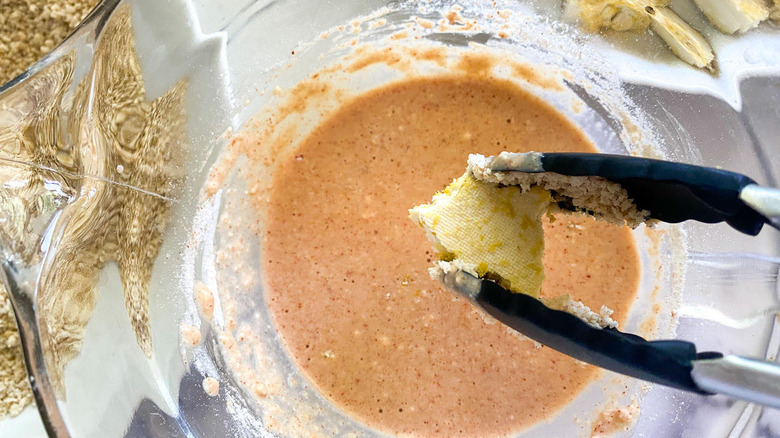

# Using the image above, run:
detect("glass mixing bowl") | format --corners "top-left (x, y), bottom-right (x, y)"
top-left (0, 0), bottom-right (779, 437)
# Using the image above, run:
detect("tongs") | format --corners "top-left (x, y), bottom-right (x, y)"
top-left (442, 152), bottom-right (780, 407)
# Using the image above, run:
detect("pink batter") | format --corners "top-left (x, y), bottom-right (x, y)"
top-left (262, 75), bottom-right (640, 437)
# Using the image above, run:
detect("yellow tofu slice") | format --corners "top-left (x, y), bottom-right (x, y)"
top-left (409, 173), bottom-right (551, 297)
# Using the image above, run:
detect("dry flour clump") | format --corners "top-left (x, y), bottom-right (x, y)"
top-left (202, 377), bottom-right (220, 397)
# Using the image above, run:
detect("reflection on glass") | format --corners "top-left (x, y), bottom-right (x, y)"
top-left (0, 3), bottom-right (187, 399)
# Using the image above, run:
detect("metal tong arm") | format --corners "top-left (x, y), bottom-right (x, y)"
top-left (740, 185), bottom-right (780, 233)
top-left (441, 267), bottom-right (780, 407)
top-left (691, 356), bottom-right (780, 409)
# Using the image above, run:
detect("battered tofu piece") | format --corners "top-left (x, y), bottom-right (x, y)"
top-left (410, 173), bottom-right (551, 296)
top-left (410, 167), bottom-right (618, 329)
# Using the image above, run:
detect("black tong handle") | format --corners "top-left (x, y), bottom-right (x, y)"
top-left (539, 153), bottom-right (766, 235)
top-left (475, 279), bottom-right (720, 394)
